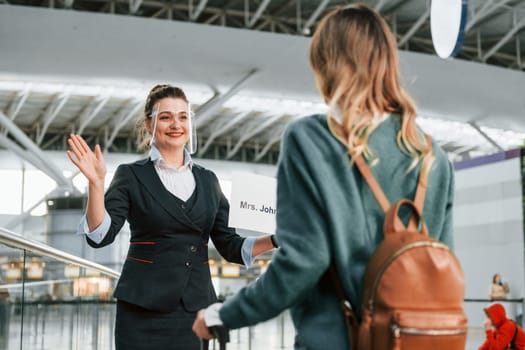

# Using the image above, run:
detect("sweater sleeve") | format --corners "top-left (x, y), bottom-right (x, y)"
top-left (219, 124), bottom-right (331, 329)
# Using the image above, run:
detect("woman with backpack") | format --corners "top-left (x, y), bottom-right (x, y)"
top-left (193, 3), bottom-right (456, 349)
top-left (479, 303), bottom-right (525, 350)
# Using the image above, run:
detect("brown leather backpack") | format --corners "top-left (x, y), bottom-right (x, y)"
top-left (329, 132), bottom-right (468, 350)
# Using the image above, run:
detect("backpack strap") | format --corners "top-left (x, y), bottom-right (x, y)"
top-left (352, 154), bottom-right (390, 212)
top-left (326, 116), bottom-right (433, 221)
top-left (351, 153), bottom-right (414, 231)
top-left (352, 135), bottom-right (433, 231)
top-left (328, 264), bottom-right (359, 350)
top-left (412, 134), bottom-right (433, 213)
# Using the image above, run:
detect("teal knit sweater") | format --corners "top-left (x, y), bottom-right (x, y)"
top-left (220, 114), bottom-right (455, 349)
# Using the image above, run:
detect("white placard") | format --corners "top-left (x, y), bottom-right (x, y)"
top-left (228, 172), bottom-right (277, 234)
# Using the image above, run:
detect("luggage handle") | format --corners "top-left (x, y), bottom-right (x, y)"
top-left (200, 325), bottom-right (230, 350)
top-left (384, 199), bottom-right (428, 236)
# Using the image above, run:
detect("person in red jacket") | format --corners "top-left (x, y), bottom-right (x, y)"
top-left (479, 303), bottom-right (525, 350)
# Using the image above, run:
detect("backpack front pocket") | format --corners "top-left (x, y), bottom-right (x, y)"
top-left (389, 311), bottom-right (468, 350)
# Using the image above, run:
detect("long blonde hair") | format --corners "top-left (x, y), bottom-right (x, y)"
top-left (309, 3), bottom-right (432, 171)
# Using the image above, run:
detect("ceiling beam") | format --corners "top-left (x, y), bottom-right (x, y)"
top-left (204, 12), bottom-right (221, 24)
top-left (36, 89), bottom-right (72, 145)
top-left (273, 0), bottom-right (294, 16)
top-left (6, 83), bottom-right (32, 122)
top-left (375, 0), bottom-right (391, 12)
top-left (466, 0), bottom-right (514, 32)
top-left (189, 0), bottom-right (208, 21)
top-left (151, 6), bottom-right (167, 18)
top-left (130, 0), bottom-right (143, 14)
top-left (41, 134), bottom-right (62, 150)
top-left (254, 17), bottom-right (271, 30)
top-left (195, 69), bottom-right (259, 129)
top-left (482, 13), bottom-right (525, 61)
top-left (198, 111), bottom-right (252, 156)
top-left (275, 20), bottom-right (292, 34)
top-left (516, 33), bottom-right (522, 68)
top-left (408, 35), bottom-right (520, 63)
top-left (77, 93), bottom-right (112, 135)
top-left (0, 110), bottom-right (74, 190)
top-left (0, 133), bottom-right (52, 177)
top-left (301, 0), bottom-right (330, 35)
top-left (453, 144), bottom-right (479, 159)
top-left (226, 114), bottom-right (281, 159)
top-left (104, 100), bottom-right (142, 151)
top-left (467, 121), bottom-right (504, 151)
top-left (398, 6), bottom-right (430, 47)
top-left (253, 132), bottom-right (281, 162)
top-left (246, 0), bottom-right (272, 28)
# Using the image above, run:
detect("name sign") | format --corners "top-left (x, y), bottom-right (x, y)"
top-left (228, 172), bottom-right (277, 234)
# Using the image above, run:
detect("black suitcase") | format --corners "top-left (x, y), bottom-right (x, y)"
top-left (200, 325), bottom-right (230, 350)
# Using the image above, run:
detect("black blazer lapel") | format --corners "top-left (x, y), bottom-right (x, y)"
top-left (130, 159), bottom-right (202, 233)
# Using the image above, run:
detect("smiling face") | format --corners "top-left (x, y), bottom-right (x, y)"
top-left (146, 97), bottom-right (190, 154)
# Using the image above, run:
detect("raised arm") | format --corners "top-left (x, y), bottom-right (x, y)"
top-left (66, 134), bottom-right (107, 231)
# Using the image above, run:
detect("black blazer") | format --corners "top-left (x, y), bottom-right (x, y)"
top-left (86, 158), bottom-right (245, 312)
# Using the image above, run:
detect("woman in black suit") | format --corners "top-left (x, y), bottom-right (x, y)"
top-left (66, 84), bottom-right (276, 350)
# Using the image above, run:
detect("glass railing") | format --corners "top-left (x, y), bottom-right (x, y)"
top-left (0, 226), bottom-right (511, 350)
top-left (0, 227), bottom-right (120, 350)
top-left (0, 227), bottom-right (296, 350)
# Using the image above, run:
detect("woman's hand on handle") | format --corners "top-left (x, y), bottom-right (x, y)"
top-left (193, 310), bottom-right (214, 340)
top-left (67, 134), bottom-right (106, 185)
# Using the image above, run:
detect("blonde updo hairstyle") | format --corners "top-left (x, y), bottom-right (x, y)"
top-left (136, 84), bottom-right (188, 152)
top-left (309, 3), bottom-right (433, 171)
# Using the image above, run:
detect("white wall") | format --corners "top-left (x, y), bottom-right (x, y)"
top-left (454, 155), bottom-right (525, 327)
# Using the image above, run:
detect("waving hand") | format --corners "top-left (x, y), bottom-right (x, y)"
top-left (66, 134), bottom-right (107, 185)
top-left (66, 134), bottom-right (108, 231)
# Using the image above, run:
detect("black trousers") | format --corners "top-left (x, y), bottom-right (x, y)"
top-left (115, 299), bottom-right (200, 350)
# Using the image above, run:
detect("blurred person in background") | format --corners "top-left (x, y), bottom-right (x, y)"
top-left (489, 273), bottom-right (510, 300)
top-left (479, 303), bottom-right (525, 350)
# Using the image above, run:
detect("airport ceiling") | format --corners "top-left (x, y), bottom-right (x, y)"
top-left (0, 0), bottom-right (524, 176)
